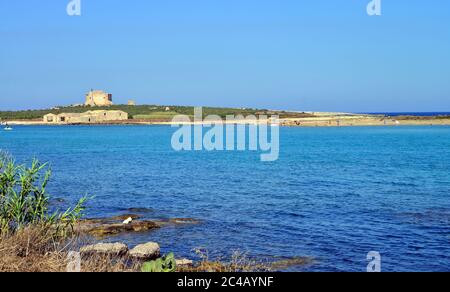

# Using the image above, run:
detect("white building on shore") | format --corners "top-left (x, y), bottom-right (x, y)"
top-left (43, 110), bottom-right (128, 124)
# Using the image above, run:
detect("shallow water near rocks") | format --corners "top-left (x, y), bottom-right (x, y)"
top-left (1, 125), bottom-right (450, 271)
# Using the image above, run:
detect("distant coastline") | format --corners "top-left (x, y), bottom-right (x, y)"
top-left (1, 105), bottom-right (450, 127)
top-left (363, 112), bottom-right (450, 117)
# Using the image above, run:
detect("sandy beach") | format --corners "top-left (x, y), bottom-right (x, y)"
top-left (5, 114), bottom-right (450, 127)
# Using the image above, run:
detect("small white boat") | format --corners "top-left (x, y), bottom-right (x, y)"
top-left (4, 125), bottom-right (13, 131)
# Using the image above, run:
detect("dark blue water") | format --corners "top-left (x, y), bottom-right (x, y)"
top-left (1, 125), bottom-right (450, 272)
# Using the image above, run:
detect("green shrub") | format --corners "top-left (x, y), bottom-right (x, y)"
top-left (0, 152), bottom-right (88, 236)
top-left (0, 104), bottom-right (280, 121)
top-left (141, 253), bottom-right (176, 272)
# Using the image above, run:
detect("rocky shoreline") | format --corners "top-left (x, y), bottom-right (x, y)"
top-left (76, 214), bottom-right (200, 237)
top-left (79, 241), bottom-right (194, 269)
top-left (72, 212), bottom-right (313, 272)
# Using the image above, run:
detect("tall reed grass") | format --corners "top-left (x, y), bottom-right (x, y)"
top-left (0, 151), bottom-right (88, 236)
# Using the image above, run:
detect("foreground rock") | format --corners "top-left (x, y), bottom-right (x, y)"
top-left (77, 220), bottom-right (161, 237)
top-left (176, 258), bottom-right (194, 267)
top-left (76, 215), bottom-right (200, 237)
top-left (129, 242), bottom-right (161, 260)
top-left (80, 243), bottom-right (128, 256)
top-left (166, 218), bottom-right (201, 225)
top-left (269, 257), bottom-right (315, 270)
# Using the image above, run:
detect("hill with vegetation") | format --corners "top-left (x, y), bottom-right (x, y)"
top-left (0, 105), bottom-right (314, 121)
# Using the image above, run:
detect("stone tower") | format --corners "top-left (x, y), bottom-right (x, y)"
top-left (85, 90), bottom-right (113, 107)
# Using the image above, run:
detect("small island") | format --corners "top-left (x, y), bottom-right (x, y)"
top-left (1, 89), bottom-right (450, 127)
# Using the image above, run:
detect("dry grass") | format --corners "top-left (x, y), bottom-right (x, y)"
top-left (0, 227), bottom-right (66, 272)
top-left (0, 229), bottom-right (267, 272)
top-left (0, 226), bottom-right (140, 272)
top-left (178, 248), bottom-right (314, 272)
top-left (0, 228), bottom-right (313, 272)
top-left (177, 248), bottom-right (271, 272)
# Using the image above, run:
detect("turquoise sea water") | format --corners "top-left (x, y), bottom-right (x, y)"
top-left (1, 125), bottom-right (449, 272)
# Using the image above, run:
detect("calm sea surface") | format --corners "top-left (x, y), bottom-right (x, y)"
top-left (1, 125), bottom-right (449, 271)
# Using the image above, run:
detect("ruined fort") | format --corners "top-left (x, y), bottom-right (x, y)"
top-left (43, 90), bottom-right (129, 124)
top-left (85, 90), bottom-right (113, 107)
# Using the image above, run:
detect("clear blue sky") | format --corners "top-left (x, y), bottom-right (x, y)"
top-left (1, 0), bottom-right (449, 112)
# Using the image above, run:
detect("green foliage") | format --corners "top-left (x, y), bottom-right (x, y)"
top-left (0, 152), bottom-right (89, 236)
top-left (0, 104), bottom-right (311, 121)
top-left (141, 253), bottom-right (176, 272)
top-left (133, 111), bottom-right (179, 120)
